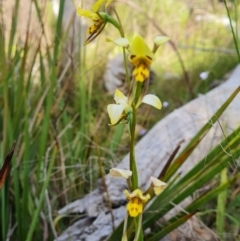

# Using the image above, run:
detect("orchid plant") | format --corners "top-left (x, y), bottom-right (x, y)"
top-left (77, 0), bottom-right (169, 240)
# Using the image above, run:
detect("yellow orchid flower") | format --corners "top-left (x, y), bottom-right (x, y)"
top-left (107, 35), bottom-right (169, 82)
top-left (150, 176), bottom-right (167, 195)
top-left (77, 0), bottom-right (113, 44)
top-left (128, 35), bottom-right (155, 82)
top-left (124, 189), bottom-right (150, 217)
top-left (107, 89), bottom-right (162, 125)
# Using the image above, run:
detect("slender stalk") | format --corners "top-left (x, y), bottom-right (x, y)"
top-left (129, 107), bottom-right (138, 190)
top-left (112, 8), bottom-right (130, 85)
top-left (0, 7), bottom-right (7, 240)
top-left (128, 81), bottom-right (144, 238)
top-left (134, 214), bottom-right (143, 241)
top-left (122, 211), bottom-right (129, 241)
top-left (223, 0), bottom-right (240, 62)
top-left (96, 136), bottom-right (115, 231)
top-left (133, 82), bottom-right (142, 106)
top-left (123, 47), bottom-right (130, 85)
top-left (37, 0), bottom-right (65, 180)
top-left (216, 168), bottom-right (227, 239)
top-left (26, 147), bottom-right (57, 241)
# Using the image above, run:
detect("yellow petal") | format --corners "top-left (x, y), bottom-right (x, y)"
top-left (142, 94), bottom-right (162, 109)
top-left (124, 189), bottom-right (150, 202)
top-left (109, 168), bottom-right (132, 179)
top-left (150, 176), bottom-right (166, 186)
top-left (132, 64), bottom-right (149, 82)
top-left (88, 24), bottom-right (98, 34)
top-left (153, 186), bottom-right (164, 195)
top-left (106, 37), bottom-right (130, 48)
top-left (150, 176), bottom-right (167, 195)
top-left (129, 35), bottom-right (155, 61)
top-left (124, 189), bottom-right (131, 199)
top-left (107, 104), bottom-right (124, 125)
top-left (92, 0), bottom-right (113, 12)
top-left (153, 36), bottom-right (170, 46)
top-left (114, 89), bottom-right (128, 105)
top-left (127, 198), bottom-right (143, 217)
top-left (92, 0), bottom-right (106, 12)
top-left (105, 0), bottom-right (113, 8)
top-left (77, 7), bottom-right (99, 21)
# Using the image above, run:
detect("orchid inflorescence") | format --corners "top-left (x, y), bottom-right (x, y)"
top-left (77, 0), bottom-right (169, 240)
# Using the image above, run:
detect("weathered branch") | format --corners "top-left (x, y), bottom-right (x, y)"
top-left (57, 66), bottom-right (240, 241)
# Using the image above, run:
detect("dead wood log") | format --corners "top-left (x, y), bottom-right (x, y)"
top-left (57, 65), bottom-right (240, 241)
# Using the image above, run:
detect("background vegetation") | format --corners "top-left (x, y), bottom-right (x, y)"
top-left (0, 0), bottom-right (239, 240)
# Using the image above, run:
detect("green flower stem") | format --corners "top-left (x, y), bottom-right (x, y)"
top-left (134, 214), bottom-right (143, 241)
top-left (99, 12), bottom-right (120, 30)
top-left (111, 8), bottom-right (130, 86)
top-left (127, 178), bottom-right (133, 191)
top-left (112, 7), bottom-right (124, 37)
top-left (122, 211), bottom-right (129, 241)
top-left (134, 82), bottom-right (142, 106)
top-left (123, 47), bottom-right (130, 85)
top-left (129, 108), bottom-right (138, 190)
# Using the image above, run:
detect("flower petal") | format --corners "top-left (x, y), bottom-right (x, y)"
top-left (105, 0), bottom-right (113, 8)
top-left (114, 89), bottom-right (128, 105)
top-left (93, 0), bottom-right (106, 12)
top-left (127, 199), bottom-right (143, 217)
top-left (109, 168), bottom-right (132, 179)
top-left (106, 37), bottom-right (130, 48)
top-left (142, 94), bottom-right (162, 109)
top-left (92, 0), bottom-right (113, 12)
top-left (124, 189), bottom-right (150, 202)
top-left (132, 64), bottom-right (150, 82)
top-left (153, 36), bottom-right (170, 46)
top-left (107, 104), bottom-right (124, 125)
top-left (123, 189), bottom-right (131, 199)
top-left (129, 35), bottom-right (155, 61)
top-left (77, 7), bottom-right (99, 21)
top-left (150, 176), bottom-right (167, 195)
